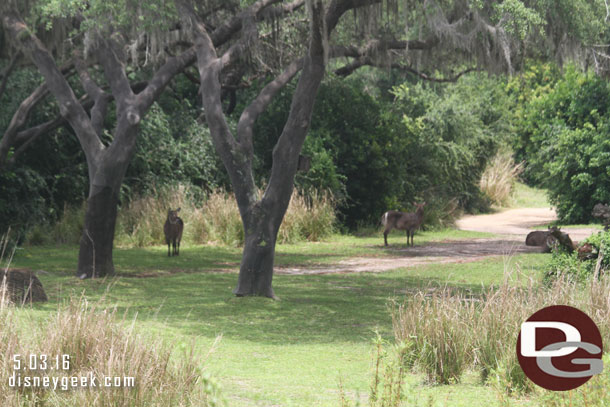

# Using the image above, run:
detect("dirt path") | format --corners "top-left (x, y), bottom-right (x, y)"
top-left (275, 207), bottom-right (599, 275)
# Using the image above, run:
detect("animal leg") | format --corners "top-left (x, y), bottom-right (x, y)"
top-left (384, 226), bottom-right (391, 246)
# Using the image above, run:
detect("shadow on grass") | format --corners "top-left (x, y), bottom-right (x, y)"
top-left (10, 243), bottom-right (548, 348)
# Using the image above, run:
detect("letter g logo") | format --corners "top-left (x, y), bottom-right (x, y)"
top-left (517, 305), bottom-right (603, 391)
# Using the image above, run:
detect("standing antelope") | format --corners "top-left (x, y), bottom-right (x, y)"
top-left (382, 202), bottom-right (426, 247)
top-left (164, 208), bottom-right (184, 256)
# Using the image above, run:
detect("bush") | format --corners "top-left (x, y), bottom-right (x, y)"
top-left (251, 74), bottom-right (510, 229)
top-left (0, 297), bottom-right (222, 406)
top-left (515, 66), bottom-right (610, 223)
top-left (392, 274), bottom-right (610, 392)
top-left (24, 204), bottom-right (85, 246)
top-left (480, 149), bottom-right (523, 206)
top-left (116, 185), bottom-right (336, 248)
top-left (544, 230), bottom-right (610, 283)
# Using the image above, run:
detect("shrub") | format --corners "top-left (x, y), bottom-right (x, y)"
top-left (0, 297), bottom-right (222, 406)
top-left (252, 74), bottom-right (509, 229)
top-left (25, 203), bottom-right (85, 246)
top-left (543, 230), bottom-right (610, 283)
top-left (480, 149), bottom-right (523, 206)
top-left (114, 185), bottom-right (335, 248)
top-left (391, 273), bottom-right (610, 392)
top-left (392, 289), bottom-right (474, 384)
top-left (516, 66), bottom-right (610, 223)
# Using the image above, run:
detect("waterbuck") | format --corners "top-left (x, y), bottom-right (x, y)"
top-left (382, 202), bottom-right (426, 247)
top-left (525, 226), bottom-right (557, 248)
top-left (164, 208), bottom-right (183, 256)
top-left (525, 226), bottom-right (575, 253)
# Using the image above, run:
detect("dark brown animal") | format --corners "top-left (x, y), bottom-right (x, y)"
top-left (525, 226), bottom-right (556, 247)
top-left (382, 202), bottom-right (426, 247)
top-left (164, 208), bottom-right (183, 256)
top-left (548, 227), bottom-right (575, 253)
top-left (0, 269), bottom-right (47, 304)
top-left (525, 226), bottom-right (575, 253)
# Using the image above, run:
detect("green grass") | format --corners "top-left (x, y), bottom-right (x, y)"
top-left (6, 234), bottom-right (549, 406)
top-left (529, 223), bottom-right (604, 230)
top-left (510, 182), bottom-right (550, 208)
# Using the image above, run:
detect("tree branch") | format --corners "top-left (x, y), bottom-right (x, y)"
top-left (2, 11), bottom-right (103, 166)
top-left (0, 52), bottom-right (19, 100)
top-left (176, 0), bottom-right (258, 215)
top-left (237, 59), bottom-right (303, 150)
top-left (7, 116), bottom-right (65, 166)
top-left (0, 62), bottom-right (74, 168)
top-left (96, 39), bottom-right (136, 108)
top-left (75, 55), bottom-right (110, 136)
top-left (335, 55), bottom-right (478, 81)
top-left (326, 0), bottom-right (381, 35)
top-left (264, 0), bottom-right (326, 214)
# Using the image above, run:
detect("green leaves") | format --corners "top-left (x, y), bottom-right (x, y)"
top-left (516, 65), bottom-right (610, 223)
top-left (493, 0), bottom-right (544, 39)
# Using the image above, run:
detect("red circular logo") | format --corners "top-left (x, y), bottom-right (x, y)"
top-left (516, 305), bottom-right (603, 391)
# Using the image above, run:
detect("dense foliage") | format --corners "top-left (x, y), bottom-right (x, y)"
top-left (5, 58), bottom-right (610, 237)
top-left (513, 66), bottom-right (610, 223)
top-left (0, 66), bottom-right (222, 238)
top-left (0, 64), bottom-right (517, 236)
top-left (251, 74), bottom-right (511, 229)
top-left (544, 230), bottom-right (610, 283)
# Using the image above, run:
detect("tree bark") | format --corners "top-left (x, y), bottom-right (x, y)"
top-left (234, 203), bottom-right (279, 298)
top-left (180, 0), bottom-right (374, 298)
top-left (77, 185), bottom-right (120, 278)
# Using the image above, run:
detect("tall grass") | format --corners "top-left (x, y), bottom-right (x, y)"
top-left (25, 204), bottom-right (85, 246)
top-left (117, 185), bottom-right (335, 247)
top-left (27, 185), bottom-right (336, 247)
top-left (338, 333), bottom-right (434, 407)
top-left (480, 150), bottom-right (523, 207)
top-left (0, 296), bottom-right (222, 406)
top-left (392, 272), bottom-right (610, 392)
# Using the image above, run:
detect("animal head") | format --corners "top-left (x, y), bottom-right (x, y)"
top-left (413, 202), bottom-right (427, 211)
top-left (167, 208), bottom-right (181, 223)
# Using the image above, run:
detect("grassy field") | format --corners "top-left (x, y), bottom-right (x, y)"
top-left (6, 227), bottom-right (550, 406)
top-left (509, 182), bottom-right (550, 209)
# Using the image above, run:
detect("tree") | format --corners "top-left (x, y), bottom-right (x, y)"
top-left (3, 0), bottom-right (607, 296)
top-left (1, 0), bottom-right (288, 278)
top-left (179, 0), bottom-right (609, 298)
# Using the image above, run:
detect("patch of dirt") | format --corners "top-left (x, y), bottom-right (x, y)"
top-left (275, 207), bottom-right (600, 275)
top-left (275, 239), bottom-right (540, 275)
top-left (124, 207), bottom-right (601, 278)
top-left (123, 267), bottom-right (234, 278)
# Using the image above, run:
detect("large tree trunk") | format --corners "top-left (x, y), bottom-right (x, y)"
top-left (76, 123), bottom-right (137, 279)
top-left (76, 185), bottom-right (119, 278)
top-left (234, 207), bottom-right (279, 298)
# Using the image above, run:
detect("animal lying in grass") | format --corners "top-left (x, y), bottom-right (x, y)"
top-left (525, 226), bottom-right (575, 253)
top-left (381, 202), bottom-right (426, 247)
top-left (164, 208), bottom-right (183, 256)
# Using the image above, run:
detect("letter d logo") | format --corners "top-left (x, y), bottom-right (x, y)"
top-left (517, 305), bottom-right (603, 391)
